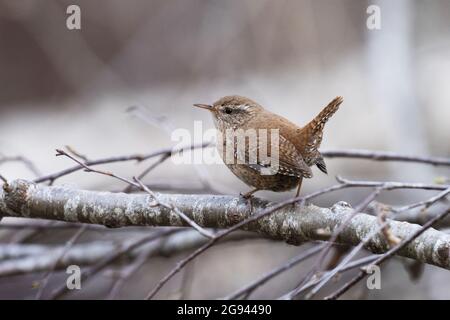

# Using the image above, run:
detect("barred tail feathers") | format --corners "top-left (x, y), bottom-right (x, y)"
top-left (299, 96), bottom-right (343, 164)
top-left (306, 96), bottom-right (343, 136)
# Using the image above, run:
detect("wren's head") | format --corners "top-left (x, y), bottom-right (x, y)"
top-left (194, 95), bottom-right (263, 130)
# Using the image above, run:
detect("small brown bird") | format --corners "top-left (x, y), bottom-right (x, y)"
top-left (194, 95), bottom-right (343, 198)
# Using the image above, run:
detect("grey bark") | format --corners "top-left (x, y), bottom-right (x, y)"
top-left (1, 179), bottom-right (449, 270)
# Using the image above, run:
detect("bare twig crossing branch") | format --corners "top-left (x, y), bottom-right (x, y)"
top-left (1, 179), bottom-right (450, 272)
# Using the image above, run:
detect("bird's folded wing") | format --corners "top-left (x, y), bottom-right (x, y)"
top-left (237, 135), bottom-right (312, 178)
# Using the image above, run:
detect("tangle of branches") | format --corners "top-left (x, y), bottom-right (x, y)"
top-left (0, 145), bottom-right (449, 299)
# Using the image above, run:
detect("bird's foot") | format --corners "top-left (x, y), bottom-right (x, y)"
top-left (239, 192), bottom-right (255, 213)
top-left (240, 191), bottom-right (253, 199)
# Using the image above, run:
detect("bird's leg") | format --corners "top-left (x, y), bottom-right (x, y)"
top-left (240, 188), bottom-right (260, 213)
top-left (291, 178), bottom-right (304, 209)
top-left (295, 178), bottom-right (303, 197)
top-left (241, 188), bottom-right (260, 199)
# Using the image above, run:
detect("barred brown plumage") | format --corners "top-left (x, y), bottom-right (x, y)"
top-left (194, 95), bottom-right (343, 198)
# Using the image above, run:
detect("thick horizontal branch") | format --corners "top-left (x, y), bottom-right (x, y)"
top-left (1, 180), bottom-right (450, 270)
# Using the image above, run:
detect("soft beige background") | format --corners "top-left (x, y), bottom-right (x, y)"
top-left (0, 0), bottom-right (449, 299)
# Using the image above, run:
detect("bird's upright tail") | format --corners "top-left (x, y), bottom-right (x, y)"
top-left (305, 96), bottom-right (343, 138)
top-left (298, 96), bottom-right (343, 163)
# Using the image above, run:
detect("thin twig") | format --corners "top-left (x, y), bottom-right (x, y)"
top-left (122, 154), bottom-right (171, 193)
top-left (325, 205), bottom-right (450, 300)
top-left (49, 229), bottom-right (178, 299)
top-left (134, 177), bottom-right (215, 239)
top-left (321, 149), bottom-right (450, 166)
top-left (297, 219), bottom-right (391, 300)
top-left (127, 106), bottom-right (221, 193)
top-left (394, 187), bottom-right (450, 213)
top-left (286, 255), bottom-right (380, 298)
top-left (286, 187), bottom-right (385, 299)
top-left (65, 145), bottom-right (89, 162)
top-left (3, 177), bottom-right (450, 299)
top-left (107, 239), bottom-right (163, 300)
top-left (0, 231), bottom-right (257, 277)
top-left (56, 149), bottom-right (214, 239)
top-left (282, 176), bottom-right (447, 299)
top-left (225, 244), bottom-right (323, 300)
top-left (34, 225), bottom-right (88, 299)
top-left (34, 142), bottom-right (211, 184)
top-left (0, 221), bottom-right (106, 231)
top-left (0, 155), bottom-right (42, 177)
top-left (144, 180), bottom-right (384, 299)
top-left (335, 176), bottom-right (447, 191)
top-left (284, 185), bottom-right (446, 299)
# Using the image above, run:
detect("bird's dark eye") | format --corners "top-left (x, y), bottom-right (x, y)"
top-left (224, 107), bottom-right (232, 114)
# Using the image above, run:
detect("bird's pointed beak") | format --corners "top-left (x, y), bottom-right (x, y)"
top-left (193, 103), bottom-right (213, 111)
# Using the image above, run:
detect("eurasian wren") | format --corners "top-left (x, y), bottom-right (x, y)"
top-left (194, 95), bottom-right (343, 198)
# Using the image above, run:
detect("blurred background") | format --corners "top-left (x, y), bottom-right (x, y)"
top-left (0, 0), bottom-right (449, 299)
